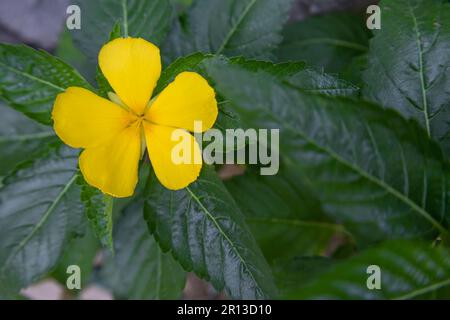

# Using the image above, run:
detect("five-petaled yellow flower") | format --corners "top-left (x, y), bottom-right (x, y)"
top-left (52, 37), bottom-right (218, 197)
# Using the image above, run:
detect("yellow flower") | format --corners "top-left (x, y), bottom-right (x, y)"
top-left (52, 37), bottom-right (218, 197)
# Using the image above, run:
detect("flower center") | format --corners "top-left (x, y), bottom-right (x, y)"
top-left (132, 114), bottom-right (150, 130)
top-left (108, 91), bottom-right (158, 125)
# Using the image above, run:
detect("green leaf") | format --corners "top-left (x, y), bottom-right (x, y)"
top-left (341, 54), bottom-right (368, 87)
top-left (102, 200), bottom-right (186, 299)
top-left (276, 12), bottom-right (369, 73)
top-left (73, 0), bottom-right (173, 61)
top-left (80, 181), bottom-right (114, 252)
top-left (144, 166), bottom-right (277, 299)
top-left (231, 57), bottom-right (360, 97)
top-left (230, 57), bottom-right (306, 77)
top-left (108, 22), bottom-right (122, 40)
top-left (285, 69), bottom-right (359, 97)
top-left (51, 222), bottom-right (99, 288)
top-left (0, 145), bottom-right (85, 295)
top-left (0, 44), bottom-right (91, 125)
top-left (281, 241), bottom-right (450, 299)
top-left (163, 0), bottom-right (294, 63)
top-left (56, 30), bottom-right (94, 83)
top-left (171, 0), bottom-right (193, 13)
top-left (225, 168), bottom-right (350, 262)
top-left (273, 256), bottom-right (334, 296)
top-left (363, 0), bottom-right (450, 154)
top-left (202, 57), bottom-right (449, 245)
top-left (0, 103), bottom-right (57, 177)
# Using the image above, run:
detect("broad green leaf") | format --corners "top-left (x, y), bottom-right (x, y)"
top-left (285, 69), bottom-right (359, 97)
top-left (80, 181), bottom-right (114, 252)
top-left (0, 44), bottom-right (91, 125)
top-left (202, 57), bottom-right (449, 245)
top-left (170, 0), bottom-right (193, 13)
top-left (0, 103), bottom-right (56, 178)
top-left (171, 2), bottom-right (193, 18)
top-left (341, 54), bottom-right (368, 87)
top-left (231, 57), bottom-right (359, 97)
top-left (363, 0), bottom-right (450, 154)
top-left (51, 222), bottom-right (99, 288)
top-left (225, 168), bottom-right (350, 262)
top-left (56, 30), bottom-right (94, 83)
top-left (230, 57), bottom-right (306, 77)
top-left (273, 256), bottom-right (333, 296)
top-left (73, 0), bottom-right (173, 61)
top-left (163, 0), bottom-right (294, 63)
top-left (0, 145), bottom-right (85, 295)
top-left (102, 200), bottom-right (186, 299)
top-left (276, 12), bottom-right (369, 73)
top-left (281, 241), bottom-right (450, 299)
top-left (144, 166), bottom-right (277, 299)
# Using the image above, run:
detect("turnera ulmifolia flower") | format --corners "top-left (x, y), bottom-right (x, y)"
top-left (52, 38), bottom-right (218, 197)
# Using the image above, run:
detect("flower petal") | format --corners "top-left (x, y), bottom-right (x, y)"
top-left (144, 123), bottom-right (202, 190)
top-left (146, 72), bottom-right (218, 132)
top-left (99, 37), bottom-right (161, 115)
top-left (79, 123), bottom-right (141, 198)
top-left (52, 87), bottom-right (132, 149)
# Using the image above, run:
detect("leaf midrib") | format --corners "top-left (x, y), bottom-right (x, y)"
top-left (0, 173), bottom-right (78, 274)
top-left (0, 61), bottom-right (65, 92)
top-left (0, 131), bottom-right (54, 143)
top-left (285, 38), bottom-right (368, 52)
top-left (394, 277), bottom-right (450, 300)
top-left (121, 0), bottom-right (129, 37)
top-left (186, 186), bottom-right (265, 298)
top-left (216, 0), bottom-right (258, 54)
top-left (407, 2), bottom-right (431, 137)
